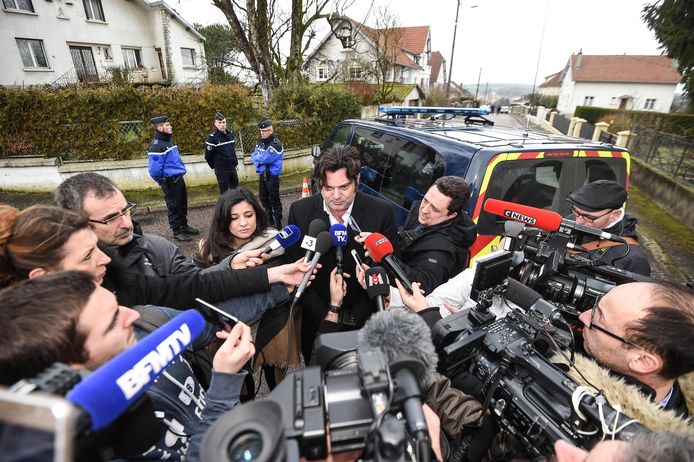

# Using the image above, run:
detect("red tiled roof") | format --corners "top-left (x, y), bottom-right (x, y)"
top-left (570, 54), bottom-right (681, 84)
top-left (539, 71), bottom-right (562, 88)
top-left (354, 20), bottom-right (427, 69)
top-left (429, 51), bottom-right (444, 82)
top-left (393, 26), bottom-right (430, 54)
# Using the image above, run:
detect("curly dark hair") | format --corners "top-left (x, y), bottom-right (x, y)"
top-left (198, 187), bottom-right (269, 267)
top-left (314, 145), bottom-right (361, 189)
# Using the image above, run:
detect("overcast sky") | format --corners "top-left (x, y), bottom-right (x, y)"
top-left (170, 0), bottom-right (665, 86)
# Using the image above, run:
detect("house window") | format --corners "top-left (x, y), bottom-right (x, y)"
top-left (3, 0), bottom-right (34, 12)
top-left (644, 98), bottom-right (656, 110)
top-left (16, 38), bottom-right (49, 68)
top-left (181, 48), bottom-right (195, 67)
top-left (583, 96), bottom-right (595, 106)
top-left (317, 67), bottom-right (328, 80)
top-left (348, 66), bottom-right (363, 80)
top-left (122, 48), bottom-right (142, 69)
top-left (83, 0), bottom-right (105, 21)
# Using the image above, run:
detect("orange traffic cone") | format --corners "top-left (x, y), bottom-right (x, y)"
top-left (301, 177), bottom-right (310, 198)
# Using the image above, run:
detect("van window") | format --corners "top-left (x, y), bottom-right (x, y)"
top-left (477, 156), bottom-right (627, 235)
top-left (351, 128), bottom-right (445, 210)
top-left (323, 125), bottom-right (352, 150)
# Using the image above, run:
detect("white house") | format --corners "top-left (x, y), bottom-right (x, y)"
top-left (304, 16), bottom-right (432, 91)
top-left (0, 0), bottom-right (206, 86)
top-left (538, 71), bottom-right (561, 97)
top-left (556, 53), bottom-right (681, 115)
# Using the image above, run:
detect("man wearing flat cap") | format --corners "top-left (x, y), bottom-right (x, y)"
top-left (147, 115), bottom-right (199, 242)
top-left (204, 112), bottom-right (239, 194)
top-left (251, 118), bottom-right (284, 229)
top-left (566, 179), bottom-right (650, 276)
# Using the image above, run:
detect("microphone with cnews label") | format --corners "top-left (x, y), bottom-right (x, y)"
top-left (262, 224), bottom-right (302, 254)
top-left (330, 223), bottom-right (348, 274)
top-left (302, 219), bottom-right (328, 262)
top-left (363, 233), bottom-right (414, 292)
top-left (483, 198), bottom-right (626, 244)
top-left (66, 309), bottom-right (206, 431)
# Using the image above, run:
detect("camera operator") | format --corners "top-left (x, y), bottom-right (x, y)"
top-left (395, 277), bottom-right (694, 430)
top-left (565, 180), bottom-right (650, 276)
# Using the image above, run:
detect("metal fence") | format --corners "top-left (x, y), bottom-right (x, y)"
top-left (628, 125), bottom-right (693, 185)
top-left (599, 130), bottom-right (618, 144)
top-left (579, 121), bottom-right (595, 140)
top-left (553, 113), bottom-right (570, 135)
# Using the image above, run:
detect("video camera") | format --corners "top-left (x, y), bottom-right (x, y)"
top-left (201, 325), bottom-right (436, 462)
top-left (432, 247), bottom-right (649, 458)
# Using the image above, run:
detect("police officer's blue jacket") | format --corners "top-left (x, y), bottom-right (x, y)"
top-left (204, 128), bottom-right (238, 170)
top-left (251, 133), bottom-right (284, 176)
top-left (147, 130), bottom-right (187, 183)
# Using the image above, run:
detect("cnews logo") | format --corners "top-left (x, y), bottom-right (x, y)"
top-left (503, 210), bottom-right (536, 225)
top-left (116, 324), bottom-right (192, 399)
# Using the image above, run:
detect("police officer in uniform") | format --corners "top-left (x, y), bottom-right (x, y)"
top-left (251, 118), bottom-right (284, 229)
top-left (147, 115), bottom-right (199, 242)
top-left (566, 179), bottom-right (651, 276)
top-left (204, 112), bottom-right (239, 194)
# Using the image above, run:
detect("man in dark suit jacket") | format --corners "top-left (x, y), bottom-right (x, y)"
top-left (285, 146), bottom-right (397, 362)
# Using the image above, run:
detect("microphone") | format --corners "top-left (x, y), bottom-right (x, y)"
top-left (483, 198), bottom-right (626, 243)
top-left (365, 266), bottom-right (390, 311)
top-left (302, 219), bottom-right (328, 262)
top-left (262, 224), bottom-right (302, 254)
top-left (503, 277), bottom-right (557, 321)
top-left (293, 231), bottom-right (334, 302)
top-left (358, 309), bottom-right (438, 446)
top-left (330, 223), bottom-right (348, 274)
top-left (66, 309), bottom-right (205, 431)
top-left (363, 233), bottom-right (414, 292)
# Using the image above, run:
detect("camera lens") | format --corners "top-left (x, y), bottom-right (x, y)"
top-left (228, 431), bottom-right (263, 462)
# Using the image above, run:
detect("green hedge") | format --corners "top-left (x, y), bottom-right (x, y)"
top-left (574, 106), bottom-right (694, 136)
top-left (0, 82), bottom-right (361, 160)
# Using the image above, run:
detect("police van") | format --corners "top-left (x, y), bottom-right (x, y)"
top-left (312, 106), bottom-right (631, 264)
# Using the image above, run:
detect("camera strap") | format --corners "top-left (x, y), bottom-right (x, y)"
top-left (567, 236), bottom-right (640, 255)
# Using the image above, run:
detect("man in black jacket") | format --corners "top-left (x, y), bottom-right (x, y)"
top-left (394, 176), bottom-right (477, 294)
top-left (285, 146), bottom-right (397, 362)
top-left (566, 179), bottom-right (651, 276)
top-left (204, 112), bottom-right (239, 194)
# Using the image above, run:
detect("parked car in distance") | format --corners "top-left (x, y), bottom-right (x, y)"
top-left (312, 106), bottom-right (631, 265)
top-left (499, 105), bottom-right (510, 113)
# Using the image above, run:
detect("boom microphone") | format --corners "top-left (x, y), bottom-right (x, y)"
top-left (484, 198), bottom-right (626, 243)
top-left (358, 309), bottom-right (438, 452)
top-left (363, 233), bottom-right (414, 292)
top-left (262, 224), bottom-right (302, 254)
top-left (504, 277), bottom-right (556, 320)
top-left (302, 219), bottom-right (328, 262)
top-left (67, 309), bottom-right (205, 431)
top-left (330, 223), bottom-right (348, 274)
top-left (365, 266), bottom-right (390, 311)
top-left (294, 231), bottom-right (334, 302)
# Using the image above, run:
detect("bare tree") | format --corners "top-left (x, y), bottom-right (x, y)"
top-left (361, 8), bottom-right (404, 104)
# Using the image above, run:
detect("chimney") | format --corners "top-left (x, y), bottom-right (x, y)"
top-left (575, 50), bottom-right (582, 68)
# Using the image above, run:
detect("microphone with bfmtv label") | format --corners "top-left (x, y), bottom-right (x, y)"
top-left (262, 224), bottom-right (302, 255)
top-left (330, 223), bottom-right (348, 274)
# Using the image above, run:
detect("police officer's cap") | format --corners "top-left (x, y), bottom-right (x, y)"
top-left (214, 112), bottom-right (226, 121)
top-left (567, 180), bottom-right (627, 212)
top-left (150, 115), bottom-right (169, 124)
top-left (258, 119), bottom-right (273, 129)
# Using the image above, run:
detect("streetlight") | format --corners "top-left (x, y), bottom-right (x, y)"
top-left (446, 2), bottom-right (477, 101)
top-left (327, 13), bottom-right (355, 49)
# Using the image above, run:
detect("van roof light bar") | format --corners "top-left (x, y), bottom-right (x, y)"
top-left (378, 106), bottom-right (490, 116)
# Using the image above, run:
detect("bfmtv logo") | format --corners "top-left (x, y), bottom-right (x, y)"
top-left (334, 230), bottom-right (348, 243)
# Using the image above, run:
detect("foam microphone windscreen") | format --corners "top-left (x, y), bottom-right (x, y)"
top-left (330, 223), bottom-right (348, 247)
top-left (364, 232), bottom-right (394, 263)
top-left (276, 224), bottom-right (302, 248)
top-left (308, 219), bottom-right (328, 238)
top-left (484, 198), bottom-right (563, 232)
top-left (67, 309), bottom-right (205, 431)
top-left (504, 277), bottom-right (542, 310)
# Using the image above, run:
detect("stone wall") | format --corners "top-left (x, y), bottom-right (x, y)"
top-left (630, 157), bottom-right (694, 231)
top-left (0, 148), bottom-right (313, 192)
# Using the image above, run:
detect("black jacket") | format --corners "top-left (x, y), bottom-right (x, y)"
top-left (394, 200), bottom-right (477, 294)
top-left (284, 192), bottom-right (397, 361)
top-left (101, 244), bottom-right (270, 309)
top-left (204, 128), bottom-right (238, 170)
top-left (572, 213), bottom-right (651, 276)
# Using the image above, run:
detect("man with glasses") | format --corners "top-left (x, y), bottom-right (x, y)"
top-left (577, 281), bottom-right (693, 418)
top-left (251, 118), bottom-right (284, 229)
top-left (55, 173), bottom-right (198, 278)
top-left (567, 179), bottom-right (651, 276)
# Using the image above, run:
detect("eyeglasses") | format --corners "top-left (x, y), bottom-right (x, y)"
top-left (89, 202), bottom-right (137, 225)
top-left (587, 296), bottom-right (644, 349)
top-left (570, 205), bottom-right (613, 223)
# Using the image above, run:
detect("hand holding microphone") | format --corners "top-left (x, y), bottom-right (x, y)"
top-left (294, 231), bottom-right (334, 302)
top-left (365, 266), bottom-right (390, 311)
top-left (262, 224), bottom-right (302, 255)
top-left (363, 233), bottom-right (414, 292)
